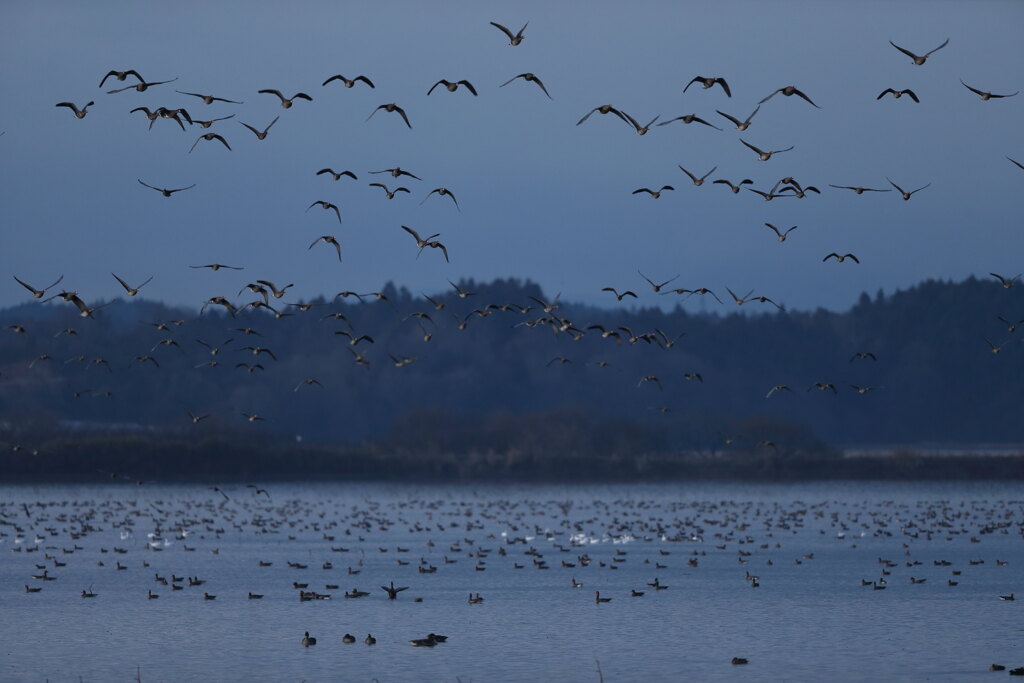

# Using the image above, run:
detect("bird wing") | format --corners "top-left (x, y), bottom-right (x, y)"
top-left (490, 21), bottom-right (515, 40)
top-left (925, 38), bottom-right (950, 56)
top-left (889, 41), bottom-right (918, 60)
top-left (459, 80), bottom-right (478, 96)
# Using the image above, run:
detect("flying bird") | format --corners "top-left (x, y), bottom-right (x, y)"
top-left (13, 275), bottom-right (63, 299)
top-left (322, 74), bottom-right (375, 88)
top-left (368, 183), bottom-right (410, 200)
top-left (765, 223), bottom-right (798, 242)
top-left (427, 79), bottom-right (478, 96)
top-left (658, 113), bottom-right (721, 130)
top-left (106, 77), bottom-right (177, 94)
top-left (716, 106), bottom-right (759, 131)
top-left (138, 179), bottom-right (195, 196)
top-left (684, 76), bottom-right (731, 97)
top-left (889, 38), bottom-right (949, 65)
top-left (98, 70), bottom-right (143, 87)
top-left (759, 85), bottom-right (820, 108)
top-left (55, 101), bottom-right (95, 119)
top-left (490, 21), bottom-right (528, 45)
top-left (887, 178), bottom-right (930, 200)
top-left (366, 103), bottom-right (412, 128)
top-left (740, 139), bottom-right (793, 161)
top-left (190, 132), bottom-right (231, 153)
top-left (990, 273), bottom-right (1021, 289)
top-left (309, 235), bottom-right (342, 261)
top-left (317, 168), bottom-right (358, 181)
top-left (306, 200), bottom-right (342, 223)
top-left (638, 271), bottom-right (679, 292)
top-left (240, 116), bottom-right (279, 140)
top-left (112, 273), bottom-right (153, 296)
top-left (602, 287), bottom-right (638, 301)
top-left (577, 105), bottom-right (630, 126)
top-left (190, 264), bottom-right (243, 271)
top-left (828, 184), bottom-right (890, 195)
top-left (632, 186), bottom-right (674, 198)
top-left (712, 178), bottom-right (754, 194)
top-left (369, 167), bottom-right (422, 180)
top-left (823, 253), bottom-right (860, 264)
top-left (877, 88), bottom-right (919, 102)
top-left (679, 165), bottom-right (717, 186)
top-left (960, 80), bottom-right (1019, 101)
top-left (620, 111), bottom-right (659, 135)
top-left (193, 114), bottom-right (235, 129)
top-left (258, 89), bottom-right (312, 108)
top-left (500, 73), bottom-right (552, 99)
top-left (421, 187), bottom-right (460, 210)
top-left (176, 91), bottom-right (243, 104)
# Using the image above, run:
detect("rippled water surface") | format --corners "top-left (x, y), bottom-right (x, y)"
top-left (1, 481), bottom-right (1021, 682)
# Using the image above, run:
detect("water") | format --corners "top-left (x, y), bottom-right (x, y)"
top-left (1, 482), bottom-right (1021, 682)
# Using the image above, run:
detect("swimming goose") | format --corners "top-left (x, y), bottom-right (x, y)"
top-left (366, 103), bottom-right (412, 128)
top-left (13, 274), bottom-right (63, 299)
top-left (490, 21), bottom-right (527, 45)
top-left (999, 593), bottom-right (1014, 601)
top-left (302, 632), bottom-right (317, 647)
top-left (684, 76), bottom-right (731, 97)
top-left (107, 77), bottom-right (177, 94)
top-left (342, 634), bottom-right (356, 644)
top-left (323, 74), bottom-right (375, 88)
top-left (176, 91), bottom-right (243, 104)
top-left (427, 79), bottom-right (478, 96)
top-left (240, 116), bottom-right (279, 140)
top-left (740, 139), bottom-right (793, 161)
top-left (716, 106), bottom-right (759, 130)
top-left (364, 634), bottom-right (376, 645)
top-left (759, 85), bottom-right (820, 108)
top-left (889, 38), bottom-right (949, 65)
top-left (55, 101), bottom-right (95, 119)
top-left (99, 70), bottom-right (143, 87)
top-left (960, 80), bottom-right (1019, 101)
top-left (501, 73), bottom-right (552, 99)
top-left (595, 591), bottom-right (611, 603)
top-left (877, 88), bottom-right (919, 102)
top-left (259, 89), bottom-right (312, 108)
top-left (138, 179), bottom-right (196, 197)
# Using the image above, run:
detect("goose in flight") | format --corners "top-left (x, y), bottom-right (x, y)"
top-left (322, 74), bottom-right (375, 88)
top-left (658, 113), bottom-right (721, 130)
top-left (13, 275), bottom-right (63, 299)
top-left (997, 316), bottom-right (1024, 333)
top-left (256, 280), bottom-right (293, 298)
top-left (849, 384), bottom-right (877, 394)
top-left (366, 103), bottom-right (412, 128)
top-left (402, 226), bottom-right (449, 261)
top-left (241, 413), bottom-right (266, 423)
top-left (202, 296), bottom-right (237, 316)
top-left (679, 165), bottom-right (717, 186)
top-left (500, 73), bottom-right (552, 99)
top-left (877, 88), bottom-right (919, 102)
top-left (765, 385), bottom-right (792, 398)
top-left (427, 79), bottom-right (478, 96)
top-left (99, 69), bottom-right (143, 87)
top-left (112, 273), bottom-right (153, 296)
top-left (577, 105), bottom-right (630, 126)
top-left (726, 287), bottom-right (754, 305)
top-left (294, 378), bottom-right (324, 392)
top-left (740, 139), bottom-right (793, 161)
top-left (317, 168), bottom-right (358, 181)
top-left (765, 223), bottom-right (798, 242)
top-left (421, 187), bottom-right (460, 210)
top-left (134, 355), bottom-right (160, 368)
top-left (984, 338), bottom-right (1004, 354)
top-left (887, 178), bottom-right (930, 200)
top-left (808, 382), bottom-right (838, 394)
top-left (106, 77), bottom-right (177, 94)
top-left (713, 178), bottom-right (753, 194)
top-left (192, 115), bottom-right (236, 129)
top-left (196, 338), bottom-right (233, 355)
top-left (823, 253), bottom-right (860, 263)
top-left (258, 89), bottom-right (312, 108)
top-left (638, 375), bottom-right (663, 391)
top-left (55, 101), bottom-right (95, 119)
top-left (621, 111), bottom-right (659, 135)
top-left (490, 21), bottom-right (527, 45)
top-left (240, 116), bottom-right (279, 140)
top-left (189, 132), bottom-right (231, 153)
top-left (759, 85), bottom-right (820, 108)
top-left (449, 280), bottom-right (477, 298)
top-left (632, 185), bottom-right (674, 198)
top-left (69, 294), bottom-right (108, 318)
top-left (683, 372), bottom-right (703, 383)
top-left (828, 184), bottom-right (890, 195)
top-left (889, 38), bottom-right (949, 65)
top-left (960, 80), bottom-right (1019, 101)
top-left (667, 287), bottom-right (722, 303)
top-left (138, 179), bottom-right (195, 197)
top-left (684, 76), bottom-right (731, 97)
top-left (306, 200), bottom-right (342, 223)
top-left (638, 270), bottom-right (679, 292)
top-left (309, 235), bottom-right (342, 261)
top-left (1007, 157), bottom-right (1024, 171)
top-left (602, 287), bottom-right (638, 301)
top-left (176, 91), bottom-right (243, 104)
top-left (190, 263), bottom-right (243, 271)
top-left (369, 183), bottom-right (410, 200)
top-left (991, 272), bottom-right (1021, 289)
top-left (188, 411), bottom-right (211, 424)
top-left (850, 351), bottom-right (877, 362)
top-left (716, 106), bottom-right (759, 131)
top-left (370, 167), bottom-right (422, 180)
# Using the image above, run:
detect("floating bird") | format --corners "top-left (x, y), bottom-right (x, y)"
top-left (500, 73), bottom-right (552, 99)
top-left (577, 105), bottom-right (630, 126)
top-left (427, 79), bottom-right (478, 96)
top-left (877, 88), bottom-right (919, 102)
top-left (98, 70), bottom-right (143, 87)
top-left (490, 21), bottom-right (528, 45)
top-left (176, 91), bottom-right (243, 104)
top-left (240, 116), bottom-right (279, 140)
top-left (366, 103), bottom-right (412, 128)
top-left (138, 179), bottom-right (195, 197)
top-left (960, 80), bottom-right (1019, 101)
top-left (716, 106), bottom-right (759, 131)
top-left (684, 76), bottom-right (731, 97)
top-left (887, 178), bottom-right (930, 200)
top-left (322, 74), bottom-right (375, 88)
top-left (258, 89), bottom-right (312, 108)
top-left (306, 200), bottom-right (342, 223)
top-left (13, 275), bottom-right (63, 299)
top-left (759, 85), bottom-right (820, 108)
top-left (107, 77), bottom-right (177, 94)
top-left (740, 139), bottom-right (793, 161)
top-left (302, 632), bottom-right (317, 647)
top-left (112, 273), bottom-right (153, 297)
top-left (889, 38), bottom-right (949, 65)
top-left (55, 101), bottom-right (95, 119)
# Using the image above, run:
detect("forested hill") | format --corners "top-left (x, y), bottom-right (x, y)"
top-left (1, 275), bottom-right (1022, 450)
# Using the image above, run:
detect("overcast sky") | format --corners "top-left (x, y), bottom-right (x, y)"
top-left (1, 0), bottom-right (1022, 313)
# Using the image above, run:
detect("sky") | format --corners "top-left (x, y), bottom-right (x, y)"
top-left (1, 0), bottom-right (1022, 313)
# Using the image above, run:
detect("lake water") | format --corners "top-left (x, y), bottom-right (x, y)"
top-left (1, 481), bottom-right (1021, 682)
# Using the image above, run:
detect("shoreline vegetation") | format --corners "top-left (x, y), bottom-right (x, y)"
top-left (2, 424), bottom-right (1022, 484)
